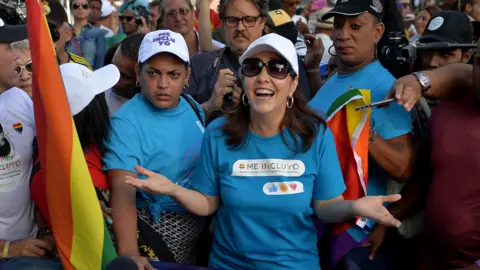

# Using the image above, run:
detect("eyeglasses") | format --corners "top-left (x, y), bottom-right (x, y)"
top-left (224, 15), bottom-right (262, 28)
top-left (166, 8), bottom-right (191, 18)
top-left (15, 61), bottom-right (33, 77)
top-left (72, 3), bottom-right (89, 10)
top-left (119, 16), bottom-right (134, 22)
top-left (241, 58), bottom-right (293, 79)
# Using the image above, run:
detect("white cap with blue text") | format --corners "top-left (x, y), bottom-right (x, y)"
top-left (138, 30), bottom-right (190, 64)
top-left (239, 33), bottom-right (299, 76)
top-left (60, 63), bottom-right (120, 116)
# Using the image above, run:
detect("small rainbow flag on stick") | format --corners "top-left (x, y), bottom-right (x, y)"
top-left (26, 0), bottom-right (117, 269)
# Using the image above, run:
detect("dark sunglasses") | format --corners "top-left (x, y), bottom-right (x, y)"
top-left (15, 61), bottom-right (33, 76)
top-left (119, 16), bottom-right (134, 22)
top-left (241, 58), bottom-right (293, 79)
top-left (72, 3), bottom-right (89, 10)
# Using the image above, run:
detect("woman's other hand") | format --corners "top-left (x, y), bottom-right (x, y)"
top-left (351, 194), bottom-right (402, 227)
top-left (125, 165), bottom-right (178, 195)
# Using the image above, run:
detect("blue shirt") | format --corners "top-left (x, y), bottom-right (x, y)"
top-left (67, 24), bottom-right (106, 70)
top-left (308, 61), bottom-right (412, 239)
top-left (103, 94), bottom-right (205, 222)
top-left (191, 118), bottom-right (346, 270)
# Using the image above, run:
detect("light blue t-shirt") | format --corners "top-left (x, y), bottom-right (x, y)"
top-left (191, 118), bottom-right (346, 270)
top-left (308, 61), bottom-right (412, 239)
top-left (103, 93), bottom-right (205, 221)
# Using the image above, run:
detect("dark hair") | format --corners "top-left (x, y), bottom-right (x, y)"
top-left (424, 5), bottom-right (442, 16)
top-left (222, 75), bottom-right (326, 154)
top-left (459, 0), bottom-right (472, 12)
top-left (104, 42), bottom-right (120, 66)
top-left (90, 0), bottom-right (102, 5)
top-left (149, 0), bottom-right (163, 8)
top-left (377, 0), bottom-right (409, 78)
top-left (73, 94), bottom-right (110, 154)
top-left (119, 32), bottom-right (146, 60)
top-left (295, 7), bottom-right (304, 15)
top-left (218, 0), bottom-right (270, 19)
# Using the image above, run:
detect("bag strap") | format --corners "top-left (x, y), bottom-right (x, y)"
top-left (181, 93), bottom-right (205, 127)
top-left (71, 35), bottom-right (83, 57)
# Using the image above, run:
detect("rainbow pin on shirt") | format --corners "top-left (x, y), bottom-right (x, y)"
top-left (13, 123), bottom-right (23, 134)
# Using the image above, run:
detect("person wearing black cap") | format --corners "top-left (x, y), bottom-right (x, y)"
top-left (417, 10), bottom-right (474, 71)
top-left (0, 16), bottom-right (26, 94)
top-left (42, 0), bottom-right (93, 70)
top-left (308, 0), bottom-right (414, 268)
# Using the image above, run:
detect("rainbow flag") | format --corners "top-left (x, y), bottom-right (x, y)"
top-left (26, 0), bottom-right (117, 269)
top-left (326, 89), bottom-right (372, 234)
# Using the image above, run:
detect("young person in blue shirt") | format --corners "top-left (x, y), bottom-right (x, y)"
top-left (125, 33), bottom-right (403, 270)
top-left (308, 0), bottom-right (414, 267)
top-left (103, 30), bottom-right (206, 269)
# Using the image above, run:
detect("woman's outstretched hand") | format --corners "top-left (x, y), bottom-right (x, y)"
top-left (125, 165), bottom-right (177, 196)
top-left (352, 194), bottom-right (402, 228)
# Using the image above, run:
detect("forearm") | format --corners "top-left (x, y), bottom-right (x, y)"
top-left (307, 70), bottom-right (323, 97)
top-left (369, 136), bottom-right (414, 182)
top-left (315, 199), bottom-right (355, 223)
top-left (422, 63), bottom-right (473, 100)
top-left (171, 186), bottom-right (217, 216)
top-left (198, 1), bottom-right (215, 52)
top-left (201, 102), bottom-right (214, 120)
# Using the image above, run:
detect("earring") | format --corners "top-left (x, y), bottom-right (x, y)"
top-left (287, 96), bottom-right (294, 109)
top-left (136, 81), bottom-right (140, 88)
top-left (242, 94), bottom-right (249, 106)
top-left (328, 45), bottom-right (337, 57)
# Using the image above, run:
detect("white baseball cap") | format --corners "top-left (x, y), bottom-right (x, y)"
top-left (60, 63), bottom-right (120, 115)
top-left (239, 33), bottom-right (299, 76)
top-left (101, 0), bottom-right (116, 17)
top-left (138, 30), bottom-right (190, 64)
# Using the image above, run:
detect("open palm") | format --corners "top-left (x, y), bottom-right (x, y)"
top-left (352, 195), bottom-right (402, 228)
top-left (125, 165), bottom-right (177, 196)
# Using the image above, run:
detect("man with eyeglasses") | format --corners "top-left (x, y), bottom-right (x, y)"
top-left (185, 0), bottom-right (324, 124)
top-left (43, 0), bottom-right (92, 70)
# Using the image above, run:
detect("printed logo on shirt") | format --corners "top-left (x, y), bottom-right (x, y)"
top-left (12, 123), bottom-right (23, 134)
top-left (263, 181), bottom-right (304, 195)
top-left (0, 122), bottom-right (21, 192)
top-left (232, 159), bottom-right (306, 177)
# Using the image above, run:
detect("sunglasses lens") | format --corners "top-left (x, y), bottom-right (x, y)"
top-left (82, 3), bottom-right (89, 9)
top-left (267, 59), bottom-right (289, 79)
top-left (26, 62), bottom-right (33, 73)
top-left (73, 3), bottom-right (80, 9)
top-left (242, 58), bottom-right (262, 77)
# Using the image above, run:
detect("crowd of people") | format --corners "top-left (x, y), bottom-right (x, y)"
top-left (0, 0), bottom-right (479, 269)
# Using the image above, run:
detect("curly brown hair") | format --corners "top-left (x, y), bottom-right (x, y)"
top-left (217, 0), bottom-right (270, 19)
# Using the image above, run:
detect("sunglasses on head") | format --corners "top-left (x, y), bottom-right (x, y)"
top-left (119, 16), bottom-right (134, 22)
top-left (73, 2), bottom-right (89, 9)
top-left (241, 58), bottom-right (293, 79)
top-left (15, 61), bottom-right (33, 76)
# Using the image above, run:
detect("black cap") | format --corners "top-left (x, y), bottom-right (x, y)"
top-left (42, 0), bottom-right (68, 26)
top-left (266, 9), bottom-right (298, 45)
top-left (0, 17), bottom-right (27, 43)
top-left (322, 0), bottom-right (385, 21)
top-left (419, 10), bottom-right (473, 44)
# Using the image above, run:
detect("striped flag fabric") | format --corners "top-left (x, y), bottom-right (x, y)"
top-left (26, 0), bottom-right (117, 269)
top-left (326, 89), bottom-right (372, 234)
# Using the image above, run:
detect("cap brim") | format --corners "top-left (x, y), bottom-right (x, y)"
top-left (90, 64), bottom-right (121, 96)
top-left (418, 33), bottom-right (457, 44)
top-left (321, 8), bottom-right (368, 20)
top-left (0, 25), bottom-right (27, 43)
top-left (139, 50), bottom-right (189, 64)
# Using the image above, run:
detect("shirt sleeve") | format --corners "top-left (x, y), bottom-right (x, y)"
top-left (191, 128), bottom-right (219, 196)
top-left (373, 102), bottom-right (412, 140)
top-left (103, 116), bottom-right (142, 173)
top-left (314, 126), bottom-right (346, 201)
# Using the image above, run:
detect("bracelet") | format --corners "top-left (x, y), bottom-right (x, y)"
top-left (2, 241), bottom-right (10, 258)
top-left (307, 68), bottom-right (320, 73)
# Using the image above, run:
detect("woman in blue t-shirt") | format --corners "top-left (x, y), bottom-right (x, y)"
top-left (103, 30), bottom-right (206, 268)
top-left (125, 33), bottom-right (402, 270)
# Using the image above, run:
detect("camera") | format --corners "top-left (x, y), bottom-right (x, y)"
top-left (135, 6), bottom-right (149, 26)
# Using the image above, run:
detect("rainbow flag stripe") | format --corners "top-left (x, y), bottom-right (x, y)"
top-left (26, 0), bottom-right (116, 269)
top-left (326, 89), bottom-right (372, 234)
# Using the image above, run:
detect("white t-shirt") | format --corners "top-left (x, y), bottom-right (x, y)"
top-left (0, 87), bottom-right (37, 241)
top-left (105, 89), bottom-right (129, 115)
top-left (100, 25), bottom-right (115, 38)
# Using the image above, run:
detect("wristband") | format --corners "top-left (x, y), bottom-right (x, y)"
top-left (2, 241), bottom-right (10, 258)
top-left (307, 68), bottom-right (319, 73)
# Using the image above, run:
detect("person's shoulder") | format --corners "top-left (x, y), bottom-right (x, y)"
top-left (205, 117), bottom-right (227, 136)
top-left (190, 50), bottom-right (220, 66)
top-left (0, 87), bottom-right (32, 110)
top-left (88, 24), bottom-right (105, 36)
top-left (68, 52), bottom-right (93, 70)
top-left (110, 94), bottom-right (144, 122)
